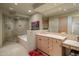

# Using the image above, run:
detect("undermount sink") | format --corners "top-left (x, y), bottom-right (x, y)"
top-left (63, 39), bottom-right (79, 48)
top-left (38, 33), bottom-right (66, 40)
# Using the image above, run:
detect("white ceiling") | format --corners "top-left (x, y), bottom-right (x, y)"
top-left (0, 3), bottom-right (79, 16)
top-left (34, 3), bottom-right (79, 16)
top-left (0, 3), bottom-right (35, 15)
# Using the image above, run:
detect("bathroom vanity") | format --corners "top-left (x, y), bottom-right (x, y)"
top-left (36, 32), bottom-right (66, 56)
top-left (36, 32), bottom-right (79, 56)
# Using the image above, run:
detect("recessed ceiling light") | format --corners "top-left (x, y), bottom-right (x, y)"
top-left (63, 9), bottom-right (67, 11)
top-left (28, 10), bottom-right (32, 12)
top-left (9, 7), bottom-right (13, 10)
top-left (14, 3), bottom-right (18, 5)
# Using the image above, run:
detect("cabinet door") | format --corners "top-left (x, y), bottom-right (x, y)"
top-left (53, 39), bottom-right (62, 56)
top-left (48, 38), bottom-right (53, 56)
top-left (41, 36), bottom-right (49, 54)
top-left (36, 35), bottom-right (42, 50)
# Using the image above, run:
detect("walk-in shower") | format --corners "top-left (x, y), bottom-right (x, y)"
top-left (2, 12), bottom-right (29, 45)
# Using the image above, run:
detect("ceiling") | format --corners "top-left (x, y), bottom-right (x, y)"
top-left (0, 3), bottom-right (34, 15)
top-left (0, 3), bottom-right (79, 17)
top-left (34, 3), bottom-right (79, 16)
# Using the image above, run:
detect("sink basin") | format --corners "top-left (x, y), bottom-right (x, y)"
top-left (63, 39), bottom-right (79, 48)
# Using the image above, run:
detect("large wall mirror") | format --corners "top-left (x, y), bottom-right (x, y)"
top-left (49, 15), bottom-right (79, 35)
top-left (70, 16), bottom-right (79, 35)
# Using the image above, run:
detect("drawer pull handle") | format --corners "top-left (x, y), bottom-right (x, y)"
top-left (39, 39), bottom-right (41, 40)
top-left (48, 46), bottom-right (53, 49)
top-left (56, 40), bottom-right (57, 43)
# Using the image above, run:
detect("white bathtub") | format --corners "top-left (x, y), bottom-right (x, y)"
top-left (17, 34), bottom-right (27, 49)
top-left (18, 34), bottom-right (27, 42)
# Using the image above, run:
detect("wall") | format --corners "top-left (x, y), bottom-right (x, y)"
top-left (0, 10), bottom-right (2, 47)
top-left (29, 13), bottom-right (43, 30)
top-left (3, 16), bottom-right (15, 42)
top-left (15, 18), bottom-right (29, 35)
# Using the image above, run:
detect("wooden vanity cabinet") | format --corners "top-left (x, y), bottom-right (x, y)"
top-left (36, 35), bottom-right (63, 56)
top-left (48, 38), bottom-right (53, 55)
top-left (41, 36), bottom-right (49, 54)
top-left (36, 35), bottom-right (42, 50)
top-left (36, 35), bottom-right (49, 54)
top-left (48, 38), bottom-right (62, 56)
top-left (53, 39), bottom-right (62, 56)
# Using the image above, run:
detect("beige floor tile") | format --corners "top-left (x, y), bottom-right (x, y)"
top-left (0, 42), bottom-right (29, 56)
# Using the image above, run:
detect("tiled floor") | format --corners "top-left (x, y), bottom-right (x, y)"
top-left (0, 42), bottom-right (29, 56)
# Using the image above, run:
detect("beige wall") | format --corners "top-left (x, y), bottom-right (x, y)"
top-left (0, 10), bottom-right (2, 47)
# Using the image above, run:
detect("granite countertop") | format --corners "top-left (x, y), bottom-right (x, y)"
top-left (36, 32), bottom-right (79, 50)
top-left (63, 39), bottom-right (79, 48)
top-left (36, 32), bottom-right (67, 41)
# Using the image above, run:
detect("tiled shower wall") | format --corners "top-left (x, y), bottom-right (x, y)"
top-left (3, 16), bottom-right (15, 42)
top-left (3, 15), bottom-right (29, 42)
top-left (0, 10), bottom-right (2, 47)
top-left (15, 17), bottom-right (29, 35)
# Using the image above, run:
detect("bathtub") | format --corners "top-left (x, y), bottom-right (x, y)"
top-left (17, 34), bottom-right (27, 49)
top-left (18, 35), bottom-right (27, 42)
